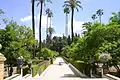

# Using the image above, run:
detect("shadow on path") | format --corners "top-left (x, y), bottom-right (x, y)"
top-left (60, 74), bottom-right (77, 78)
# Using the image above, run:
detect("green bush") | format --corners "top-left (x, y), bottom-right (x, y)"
top-left (32, 65), bottom-right (38, 77)
top-left (64, 57), bottom-right (91, 77)
top-left (32, 57), bottom-right (43, 64)
top-left (32, 61), bottom-right (50, 77)
top-left (41, 48), bottom-right (58, 59)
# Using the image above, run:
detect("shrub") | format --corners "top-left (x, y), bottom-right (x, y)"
top-left (32, 61), bottom-right (50, 77)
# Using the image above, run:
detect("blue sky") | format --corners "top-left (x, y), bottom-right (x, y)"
top-left (0, 0), bottom-right (120, 40)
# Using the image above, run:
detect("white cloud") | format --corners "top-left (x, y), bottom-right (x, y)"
top-left (68, 19), bottom-right (85, 35)
top-left (20, 16), bottom-right (32, 22)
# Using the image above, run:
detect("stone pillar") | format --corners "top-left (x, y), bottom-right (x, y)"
top-left (0, 55), bottom-right (6, 80)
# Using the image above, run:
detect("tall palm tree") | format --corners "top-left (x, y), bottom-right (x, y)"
top-left (45, 8), bottom-right (52, 39)
top-left (91, 14), bottom-right (97, 23)
top-left (63, 0), bottom-right (83, 42)
top-left (96, 9), bottom-right (103, 24)
top-left (31, 0), bottom-right (35, 58)
top-left (48, 10), bottom-right (53, 39)
top-left (48, 10), bottom-right (53, 28)
top-left (63, 7), bottom-right (70, 38)
top-left (36, 0), bottom-right (51, 58)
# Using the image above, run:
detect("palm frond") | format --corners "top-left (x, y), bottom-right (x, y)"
top-left (75, 7), bottom-right (79, 12)
top-left (36, 2), bottom-right (40, 7)
top-left (76, 4), bottom-right (83, 10)
top-left (64, 1), bottom-right (70, 4)
top-left (76, 0), bottom-right (81, 4)
top-left (47, 0), bottom-right (52, 3)
top-left (63, 4), bottom-right (71, 8)
top-left (64, 7), bottom-right (70, 13)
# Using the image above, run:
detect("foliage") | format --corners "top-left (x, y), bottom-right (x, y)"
top-left (98, 53), bottom-right (112, 63)
top-left (0, 20), bottom-right (36, 65)
top-left (41, 48), bottom-right (58, 59)
top-left (62, 11), bottom-right (120, 73)
top-left (110, 12), bottom-right (120, 24)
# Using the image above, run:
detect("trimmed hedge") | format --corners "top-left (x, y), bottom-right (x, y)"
top-left (22, 60), bottom-right (50, 77)
top-left (32, 60), bottom-right (50, 77)
top-left (64, 57), bottom-right (91, 77)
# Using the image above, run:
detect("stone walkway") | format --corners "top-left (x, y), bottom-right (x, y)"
top-left (33, 57), bottom-right (77, 80)
top-left (32, 57), bottom-right (108, 80)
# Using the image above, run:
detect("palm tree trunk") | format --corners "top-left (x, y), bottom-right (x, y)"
top-left (94, 19), bottom-right (95, 24)
top-left (32, 0), bottom-right (35, 35)
top-left (32, 0), bottom-right (35, 58)
top-left (39, 2), bottom-right (43, 58)
top-left (99, 16), bottom-right (101, 24)
top-left (46, 15), bottom-right (48, 43)
top-left (71, 8), bottom-right (74, 42)
top-left (65, 13), bottom-right (68, 38)
top-left (49, 17), bottom-right (52, 40)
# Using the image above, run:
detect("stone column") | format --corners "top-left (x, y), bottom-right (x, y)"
top-left (0, 54), bottom-right (6, 80)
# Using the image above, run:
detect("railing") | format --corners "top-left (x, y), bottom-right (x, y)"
top-left (4, 74), bottom-right (20, 80)
top-left (105, 74), bottom-right (120, 80)
top-left (22, 74), bottom-right (31, 78)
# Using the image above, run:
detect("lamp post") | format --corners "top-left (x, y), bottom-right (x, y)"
top-left (17, 56), bottom-right (23, 77)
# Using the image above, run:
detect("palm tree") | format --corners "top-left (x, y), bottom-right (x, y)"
top-left (91, 14), bottom-right (97, 23)
top-left (45, 8), bottom-right (50, 34)
top-left (63, 0), bottom-right (83, 42)
top-left (96, 9), bottom-right (103, 24)
top-left (48, 10), bottom-right (53, 39)
top-left (48, 10), bottom-right (53, 28)
top-left (63, 7), bottom-right (70, 37)
top-left (45, 8), bottom-right (51, 37)
top-left (36, 0), bottom-right (51, 58)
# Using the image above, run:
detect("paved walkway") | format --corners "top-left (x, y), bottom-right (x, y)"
top-left (33, 57), bottom-right (77, 80)
top-left (32, 57), bottom-right (108, 80)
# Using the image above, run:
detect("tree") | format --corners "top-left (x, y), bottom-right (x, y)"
top-left (0, 9), bottom-right (4, 14)
top-left (41, 48), bottom-right (58, 59)
top-left (91, 14), bottom-right (97, 23)
top-left (63, 0), bottom-right (83, 42)
top-left (0, 20), bottom-right (38, 75)
top-left (110, 12), bottom-right (120, 24)
top-left (63, 7), bottom-right (70, 37)
top-left (36, 0), bottom-right (52, 58)
top-left (45, 8), bottom-right (51, 39)
top-left (46, 8), bottom-right (53, 39)
top-left (96, 9), bottom-right (103, 24)
top-left (0, 9), bottom-right (8, 25)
